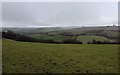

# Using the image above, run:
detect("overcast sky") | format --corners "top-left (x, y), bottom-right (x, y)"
top-left (2, 2), bottom-right (118, 27)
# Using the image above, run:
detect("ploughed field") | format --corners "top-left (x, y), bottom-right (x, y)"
top-left (2, 39), bottom-right (118, 73)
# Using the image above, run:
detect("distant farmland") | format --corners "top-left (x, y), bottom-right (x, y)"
top-left (2, 39), bottom-right (118, 73)
top-left (48, 26), bottom-right (119, 40)
top-left (3, 26), bottom-right (119, 43)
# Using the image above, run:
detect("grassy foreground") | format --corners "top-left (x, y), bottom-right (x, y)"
top-left (2, 39), bottom-right (118, 73)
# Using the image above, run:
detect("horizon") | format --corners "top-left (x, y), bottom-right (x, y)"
top-left (2, 24), bottom-right (118, 28)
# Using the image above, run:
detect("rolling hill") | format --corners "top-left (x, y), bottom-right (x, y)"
top-left (2, 26), bottom-right (120, 43)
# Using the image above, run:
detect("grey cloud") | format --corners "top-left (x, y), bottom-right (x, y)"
top-left (2, 2), bottom-right (118, 27)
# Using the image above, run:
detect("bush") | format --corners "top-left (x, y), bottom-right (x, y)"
top-left (2, 30), bottom-right (17, 39)
top-left (39, 39), bottom-right (57, 43)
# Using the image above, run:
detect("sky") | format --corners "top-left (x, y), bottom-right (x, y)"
top-left (2, 2), bottom-right (118, 27)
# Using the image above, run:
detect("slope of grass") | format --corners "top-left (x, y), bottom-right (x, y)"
top-left (102, 31), bottom-right (119, 39)
top-left (2, 39), bottom-right (118, 73)
top-left (31, 35), bottom-right (68, 42)
top-left (77, 35), bottom-right (111, 43)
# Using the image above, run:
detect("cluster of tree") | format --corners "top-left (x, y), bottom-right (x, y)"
top-left (2, 30), bottom-right (38, 42)
top-left (39, 39), bottom-right (59, 43)
top-left (87, 39), bottom-right (120, 44)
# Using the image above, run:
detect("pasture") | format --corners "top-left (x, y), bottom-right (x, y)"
top-left (77, 35), bottom-right (111, 43)
top-left (30, 34), bottom-right (68, 42)
top-left (2, 39), bottom-right (118, 73)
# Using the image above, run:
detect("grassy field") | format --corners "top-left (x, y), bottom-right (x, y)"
top-left (77, 35), bottom-right (111, 43)
top-left (2, 39), bottom-right (118, 73)
top-left (30, 35), bottom-right (68, 42)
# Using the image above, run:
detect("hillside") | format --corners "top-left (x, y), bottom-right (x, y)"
top-left (2, 39), bottom-right (118, 73)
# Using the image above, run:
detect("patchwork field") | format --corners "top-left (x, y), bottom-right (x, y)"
top-left (2, 39), bottom-right (118, 73)
top-left (29, 34), bottom-right (111, 43)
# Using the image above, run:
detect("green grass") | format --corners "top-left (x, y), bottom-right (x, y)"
top-left (77, 35), bottom-right (111, 43)
top-left (2, 39), bottom-right (118, 73)
top-left (31, 35), bottom-right (68, 42)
